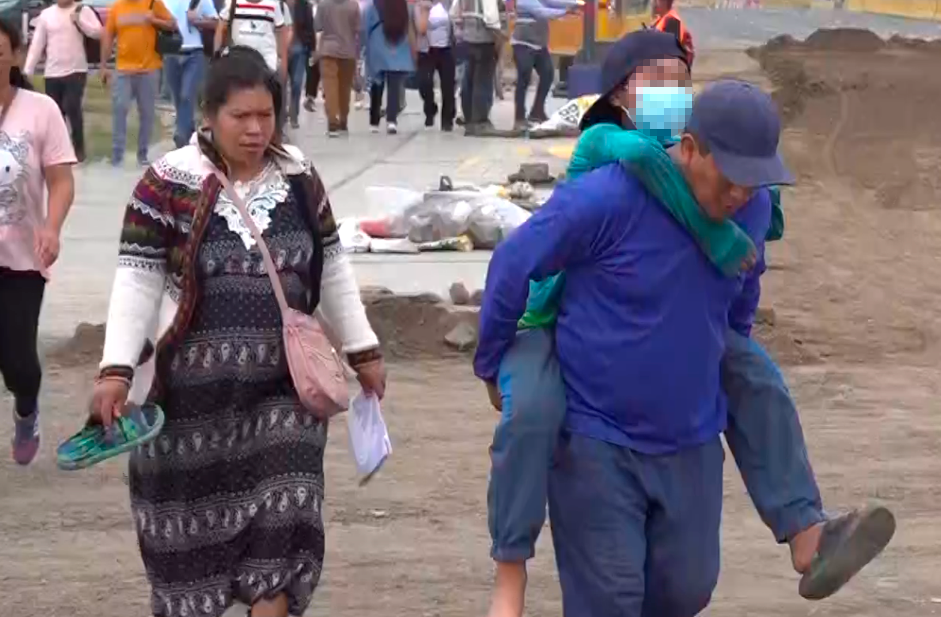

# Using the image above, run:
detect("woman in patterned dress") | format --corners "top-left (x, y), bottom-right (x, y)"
top-left (88, 46), bottom-right (386, 617)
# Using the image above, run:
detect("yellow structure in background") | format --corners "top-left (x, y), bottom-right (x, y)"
top-left (845, 0), bottom-right (941, 19)
top-left (547, 0), bottom-right (650, 56)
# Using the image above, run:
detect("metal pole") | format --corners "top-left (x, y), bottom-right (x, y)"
top-left (579, 0), bottom-right (596, 63)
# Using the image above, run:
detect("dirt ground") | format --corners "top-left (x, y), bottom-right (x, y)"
top-left (4, 28), bottom-right (941, 617)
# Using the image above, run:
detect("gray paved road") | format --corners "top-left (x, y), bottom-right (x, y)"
top-left (684, 5), bottom-right (941, 48)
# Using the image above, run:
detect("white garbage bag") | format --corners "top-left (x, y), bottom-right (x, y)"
top-left (361, 186), bottom-right (532, 248)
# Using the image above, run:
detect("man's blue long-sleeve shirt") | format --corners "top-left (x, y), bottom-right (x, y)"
top-left (474, 164), bottom-right (771, 454)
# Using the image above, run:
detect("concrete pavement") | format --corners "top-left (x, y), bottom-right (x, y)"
top-left (42, 90), bottom-right (573, 341)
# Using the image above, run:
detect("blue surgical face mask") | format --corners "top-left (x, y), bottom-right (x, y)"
top-left (624, 86), bottom-right (693, 144)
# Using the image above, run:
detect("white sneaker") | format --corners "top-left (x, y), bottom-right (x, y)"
top-left (370, 125), bottom-right (380, 133)
top-left (387, 123), bottom-right (398, 135)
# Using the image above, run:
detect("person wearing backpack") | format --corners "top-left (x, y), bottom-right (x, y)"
top-left (100, 0), bottom-right (178, 167)
top-left (161, 0), bottom-right (218, 147)
top-left (24, 0), bottom-right (104, 163)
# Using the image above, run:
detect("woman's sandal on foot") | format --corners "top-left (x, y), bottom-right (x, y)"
top-left (798, 504), bottom-right (896, 600)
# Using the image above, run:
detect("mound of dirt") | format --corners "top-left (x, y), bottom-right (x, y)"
top-left (46, 322), bottom-right (106, 368)
top-left (361, 287), bottom-right (480, 359)
top-left (45, 289), bottom-right (483, 371)
top-left (804, 28), bottom-right (885, 52)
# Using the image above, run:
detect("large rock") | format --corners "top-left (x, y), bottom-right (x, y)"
top-left (449, 282), bottom-right (471, 306)
top-left (444, 322), bottom-right (478, 351)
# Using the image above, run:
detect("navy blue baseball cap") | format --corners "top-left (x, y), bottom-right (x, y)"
top-left (579, 29), bottom-right (689, 131)
top-left (687, 80), bottom-right (794, 187)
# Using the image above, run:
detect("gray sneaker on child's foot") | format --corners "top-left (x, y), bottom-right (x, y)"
top-left (12, 409), bottom-right (40, 466)
top-left (798, 505), bottom-right (896, 600)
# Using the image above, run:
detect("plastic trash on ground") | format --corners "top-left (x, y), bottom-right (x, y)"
top-left (418, 235), bottom-right (474, 252)
top-left (361, 185), bottom-right (531, 249)
top-left (369, 238), bottom-right (420, 253)
top-left (338, 219), bottom-right (372, 253)
top-left (346, 392), bottom-right (392, 485)
top-left (530, 94), bottom-right (600, 133)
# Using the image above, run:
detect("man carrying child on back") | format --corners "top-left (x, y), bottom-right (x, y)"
top-left (475, 29), bottom-right (895, 617)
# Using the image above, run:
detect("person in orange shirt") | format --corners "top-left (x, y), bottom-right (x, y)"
top-left (100, 0), bottom-right (177, 167)
top-left (651, 0), bottom-right (693, 67)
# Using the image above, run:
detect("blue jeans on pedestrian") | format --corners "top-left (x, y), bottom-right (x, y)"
top-left (163, 51), bottom-right (207, 148)
top-left (487, 327), bottom-right (825, 563)
top-left (550, 432), bottom-right (724, 617)
top-left (112, 70), bottom-right (159, 166)
top-left (287, 41), bottom-right (310, 123)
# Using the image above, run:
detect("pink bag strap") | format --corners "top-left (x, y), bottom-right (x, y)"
top-left (213, 169), bottom-right (291, 315)
top-left (211, 167), bottom-right (348, 355)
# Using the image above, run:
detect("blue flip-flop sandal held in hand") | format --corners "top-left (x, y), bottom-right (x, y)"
top-left (56, 404), bottom-right (165, 471)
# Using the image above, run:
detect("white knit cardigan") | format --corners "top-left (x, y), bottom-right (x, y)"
top-left (100, 143), bottom-right (379, 403)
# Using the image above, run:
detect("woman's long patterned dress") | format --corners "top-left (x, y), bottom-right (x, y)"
top-left (128, 163), bottom-right (327, 617)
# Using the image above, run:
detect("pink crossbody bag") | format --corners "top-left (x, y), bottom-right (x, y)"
top-left (213, 170), bottom-right (350, 418)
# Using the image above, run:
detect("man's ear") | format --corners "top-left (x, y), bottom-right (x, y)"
top-left (678, 133), bottom-right (697, 159)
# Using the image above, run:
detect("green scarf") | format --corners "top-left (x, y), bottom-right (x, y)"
top-left (518, 124), bottom-right (785, 329)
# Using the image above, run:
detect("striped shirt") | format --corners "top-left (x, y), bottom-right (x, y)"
top-left (220, 0), bottom-right (286, 70)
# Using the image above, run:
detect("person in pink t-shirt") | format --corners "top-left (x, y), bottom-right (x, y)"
top-left (24, 0), bottom-right (103, 163)
top-left (0, 20), bottom-right (77, 466)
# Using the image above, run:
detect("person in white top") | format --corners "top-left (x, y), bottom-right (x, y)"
top-left (415, 0), bottom-right (455, 131)
top-left (24, 0), bottom-right (103, 162)
top-left (215, 0), bottom-right (289, 79)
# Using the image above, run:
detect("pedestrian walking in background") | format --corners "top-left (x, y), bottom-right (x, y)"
top-left (215, 0), bottom-right (289, 77)
top-left (362, 0), bottom-right (415, 134)
top-left (24, 0), bottom-right (102, 163)
top-left (451, 0), bottom-right (506, 135)
top-left (287, 0), bottom-right (316, 128)
top-left (162, 0), bottom-right (218, 147)
top-left (100, 0), bottom-right (177, 167)
top-left (303, 0), bottom-right (322, 112)
top-left (89, 45), bottom-right (385, 617)
top-left (652, 0), bottom-right (694, 66)
top-left (350, 0), bottom-right (369, 109)
top-left (317, 0), bottom-right (360, 135)
top-left (0, 20), bottom-right (77, 466)
top-left (510, 0), bottom-right (576, 130)
top-left (415, 0), bottom-right (455, 131)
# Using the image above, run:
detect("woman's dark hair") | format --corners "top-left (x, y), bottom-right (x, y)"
top-left (376, 0), bottom-right (409, 44)
top-left (0, 19), bottom-right (33, 91)
top-left (204, 46), bottom-right (282, 123)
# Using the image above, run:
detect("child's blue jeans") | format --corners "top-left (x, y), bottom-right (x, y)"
top-left (487, 327), bottom-right (825, 562)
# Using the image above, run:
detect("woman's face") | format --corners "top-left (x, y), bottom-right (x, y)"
top-left (206, 85), bottom-right (276, 166)
top-left (618, 58), bottom-right (691, 110)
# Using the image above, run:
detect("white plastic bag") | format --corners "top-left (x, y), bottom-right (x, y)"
top-left (337, 218), bottom-right (372, 253)
top-left (346, 392), bottom-right (392, 485)
top-left (363, 186), bottom-right (425, 236)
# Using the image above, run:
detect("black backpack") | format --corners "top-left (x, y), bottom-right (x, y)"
top-left (73, 4), bottom-right (104, 65)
